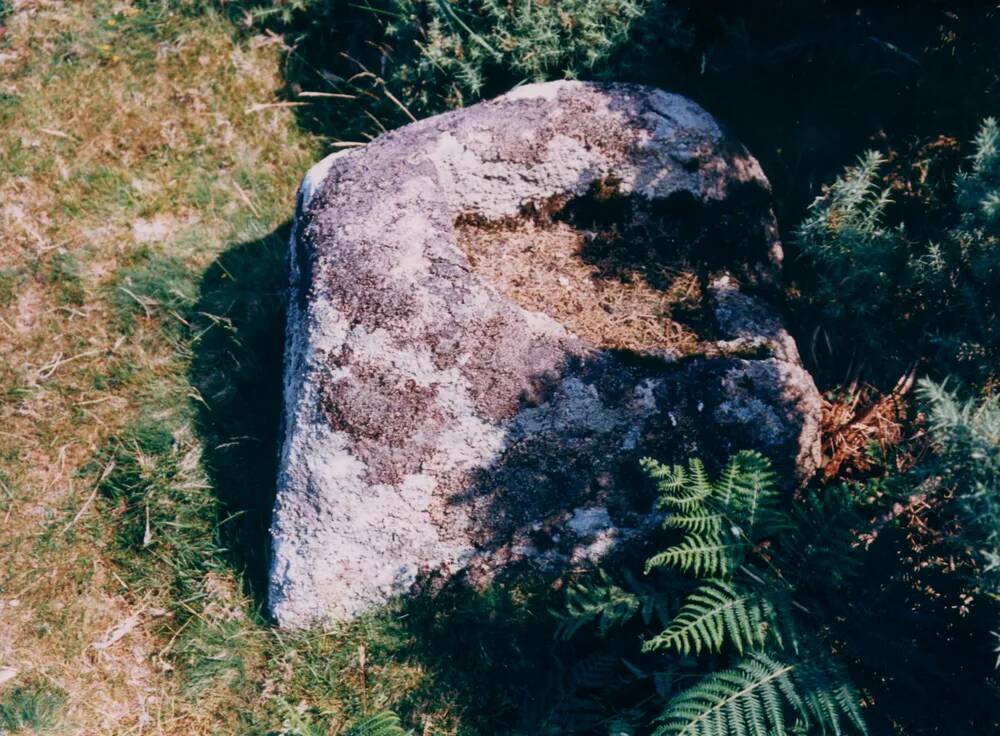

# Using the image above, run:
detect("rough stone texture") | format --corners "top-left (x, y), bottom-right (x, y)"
top-left (269, 81), bottom-right (822, 628)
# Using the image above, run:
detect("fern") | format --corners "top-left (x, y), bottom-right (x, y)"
top-left (645, 535), bottom-right (743, 578)
top-left (343, 710), bottom-right (409, 736)
top-left (647, 454), bottom-right (866, 735)
top-left (715, 453), bottom-right (786, 539)
top-left (663, 509), bottom-right (725, 537)
top-left (555, 452), bottom-right (866, 736)
top-left (654, 652), bottom-right (797, 736)
top-left (643, 581), bottom-right (783, 656)
top-left (643, 457), bottom-right (715, 513)
top-left (647, 452), bottom-right (787, 546)
top-left (793, 656), bottom-right (867, 736)
top-left (655, 652), bottom-right (865, 736)
top-left (555, 569), bottom-right (669, 640)
top-left (643, 451), bottom-right (786, 580)
top-left (779, 484), bottom-right (867, 590)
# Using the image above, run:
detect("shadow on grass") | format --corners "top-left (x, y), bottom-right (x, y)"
top-left (189, 222), bottom-right (291, 603)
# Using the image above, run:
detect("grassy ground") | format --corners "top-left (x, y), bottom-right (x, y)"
top-left (0, 2), bottom-right (485, 733)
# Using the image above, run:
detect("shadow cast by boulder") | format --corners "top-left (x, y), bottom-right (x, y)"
top-left (184, 223), bottom-right (666, 734)
top-left (188, 222), bottom-right (291, 602)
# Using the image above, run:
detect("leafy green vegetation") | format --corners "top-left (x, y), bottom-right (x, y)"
top-left (797, 120), bottom-right (1000, 386)
top-left (0, 681), bottom-right (65, 735)
top-left (554, 453), bottom-right (866, 736)
top-left (383, 0), bottom-right (644, 104)
top-left (918, 380), bottom-right (1000, 662)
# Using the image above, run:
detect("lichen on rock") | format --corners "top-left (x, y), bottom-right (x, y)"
top-left (268, 81), bottom-right (821, 628)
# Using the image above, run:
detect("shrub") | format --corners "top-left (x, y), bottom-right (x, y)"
top-left (384, 0), bottom-right (644, 105)
top-left (918, 379), bottom-right (1000, 662)
top-left (253, 0), bottom-right (644, 100)
top-left (236, 0), bottom-right (690, 137)
top-left (796, 119), bottom-right (1000, 385)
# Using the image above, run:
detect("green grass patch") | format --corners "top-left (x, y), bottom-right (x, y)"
top-left (44, 250), bottom-right (85, 306)
top-left (0, 680), bottom-right (66, 735)
top-left (94, 412), bottom-right (218, 588)
top-left (109, 247), bottom-right (196, 332)
top-left (0, 267), bottom-right (21, 307)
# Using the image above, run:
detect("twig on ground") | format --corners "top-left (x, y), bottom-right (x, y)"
top-left (62, 460), bottom-right (116, 534)
top-left (245, 101), bottom-right (309, 113)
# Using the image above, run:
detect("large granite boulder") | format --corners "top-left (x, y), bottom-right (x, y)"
top-left (269, 81), bottom-right (821, 628)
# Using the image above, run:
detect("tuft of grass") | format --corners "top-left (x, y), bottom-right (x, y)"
top-left (110, 248), bottom-right (196, 332)
top-left (0, 680), bottom-right (66, 735)
top-left (44, 250), bottom-right (85, 306)
top-left (0, 267), bottom-right (21, 307)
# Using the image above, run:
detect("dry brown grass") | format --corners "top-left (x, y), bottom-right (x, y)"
top-left (818, 370), bottom-right (918, 484)
top-left (456, 217), bottom-right (706, 355)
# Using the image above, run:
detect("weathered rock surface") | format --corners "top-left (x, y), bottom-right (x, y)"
top-left (269, 81), bottom-right (821, 628)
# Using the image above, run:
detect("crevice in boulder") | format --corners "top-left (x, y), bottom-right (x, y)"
top-left (455, 179), bottom-right (775, 357)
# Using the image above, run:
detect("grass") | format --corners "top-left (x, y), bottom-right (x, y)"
top-left (0, 680), bottom-right (66, 735)
top-left (0, 2), bottom-right (424, 733)
top-left (0, 3), bottom-right (570, 734)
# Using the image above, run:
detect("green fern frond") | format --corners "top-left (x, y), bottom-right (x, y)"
top-left (718, 451), bottom-right (785, 541)
top-left (654, 652), bottom-right (797, 736)
top-left (649, 452), bottom-right (786, 546)
top-left (793, 657), bottom-right (868, 736)
top-left (641, 457), bottom-right (686, 484)
top-left (689, 459), bottom-right (711, 495)
top-left (723, 451), bottom-right (776, 506)
top-left (642, 580), bottom-right (778, 656)
top-left (654, 652), bottom-right (865, 736)
top-left (645, 535), bottom-right (743, 578)
top-left (554, 569), bottom-right (643, 640)
top-left (568, 652), bottom-right (625, 690)
top-left (780, 485), bottom-right (867, 589)
top-left (664, 509), bottom-right (725, 537)
top-left (343, 710), bottom-right (409, 736)
top-left (644, 457), bottom-right (714, 513)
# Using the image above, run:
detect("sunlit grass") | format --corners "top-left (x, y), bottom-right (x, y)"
top-left (0, 3), bottom-right (572, 733)
top-left (0, 2), bottom-right (334, 732)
